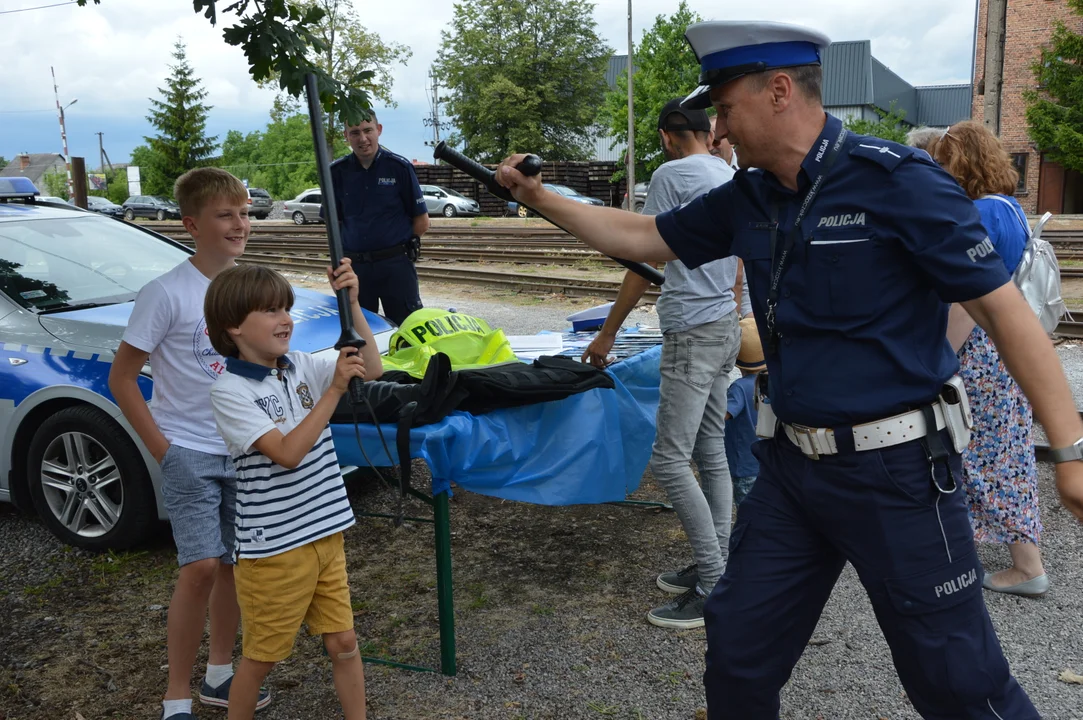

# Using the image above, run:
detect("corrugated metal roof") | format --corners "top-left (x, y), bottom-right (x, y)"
top-left (871, 58), bottom-right (917, 122)
top-left (822, 41), bottom-right (872, 106)
top-left (916, 85), bottom-right (973, 127)
top-left (608, 55), bottom-right (635, 89)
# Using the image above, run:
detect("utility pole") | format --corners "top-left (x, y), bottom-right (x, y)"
top-left (982, 0), bottom-right (1006, 134)
top-left (423, 66), bottom-right (443, 151)
top-left (51, 67), bottom-right (76, 199)
top-left (96, 132), bottom-right (106, 173)
top-left (626, 0), bottom-right (635, 207)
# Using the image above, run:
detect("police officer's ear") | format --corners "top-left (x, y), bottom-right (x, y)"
top-left (764, 71), bottom-right (796, 112)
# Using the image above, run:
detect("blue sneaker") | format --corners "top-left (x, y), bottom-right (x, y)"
top-left (198, 675), bottom-right (272, 711)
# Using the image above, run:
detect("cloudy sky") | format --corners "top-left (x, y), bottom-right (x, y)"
top-left (1, 0), bottom-right (980, 173)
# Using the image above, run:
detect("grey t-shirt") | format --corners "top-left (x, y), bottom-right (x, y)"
top-left (644, 153), bottom-right (738, 333)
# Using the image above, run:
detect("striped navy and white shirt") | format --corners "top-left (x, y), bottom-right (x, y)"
top-left (210, 351), bottom-right (355, 559)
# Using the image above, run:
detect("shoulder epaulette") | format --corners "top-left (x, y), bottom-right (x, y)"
top-left (330, 154), bottom-right (351, 168)
top-left (383, 149), bottom-right (414, 167)
top-left (848, 140), bottom-right (914, 172)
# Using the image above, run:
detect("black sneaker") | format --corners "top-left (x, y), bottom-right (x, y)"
top-left (656, 563), bottom-right (699, 594)
top-left (647, 587), bottom-right (705, 629)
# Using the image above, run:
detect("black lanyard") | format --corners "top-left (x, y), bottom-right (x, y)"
top-left (764, 125), bottom-right (849, 355)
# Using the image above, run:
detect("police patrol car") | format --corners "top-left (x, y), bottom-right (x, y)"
top-left (0, 177), bottom-right (394, 550)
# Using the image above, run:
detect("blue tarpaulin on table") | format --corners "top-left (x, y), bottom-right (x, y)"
top-left (330, 345), bottom-right (661, 505)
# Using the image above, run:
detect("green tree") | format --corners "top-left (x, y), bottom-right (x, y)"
top-left (1026, 0), bottom-right (1083, 173)
top-left (0, 157), bottom-right (7, 172)
top-left (143, 40), bottom-right (218, 197)
top-left (436, 0), bottom-right (613, 162)
top-left (130, 144), bottom-right (171, 197)
top-left (78, 0), bottom-right (376, 125)
top-left (602, 1), bottom-right (703, 180)
top-left (295, 0), bottom-right (411, 156)
top-left (844, 102), bottom-right (910, 144)
top-left (41, 171), bottom-right (70, 200)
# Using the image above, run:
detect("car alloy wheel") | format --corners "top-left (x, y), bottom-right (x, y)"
top-left (293, 211), bottom-right (306, 225)
top-left (156, 209), bottom-right (166, 221)
top-left (124, 208), bottom-right (135, 221)
top-left (28, 405), bottom-right (155, 550)
top-left (443, 204), bottom-right (457, 218)
top-left (517, 205), bottom-right (529, 218)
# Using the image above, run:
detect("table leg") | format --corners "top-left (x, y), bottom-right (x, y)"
top-left (433, 490), bottom-right (457, 676)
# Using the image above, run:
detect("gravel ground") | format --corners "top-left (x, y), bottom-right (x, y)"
top-left (2, 283), bottom-right (1082, 720)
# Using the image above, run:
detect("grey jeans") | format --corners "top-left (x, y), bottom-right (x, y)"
top-left (649, 312), bottom-right (741, 593)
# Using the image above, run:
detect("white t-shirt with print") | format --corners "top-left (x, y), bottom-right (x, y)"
top-left (122, 258), bottom-right (229, 455)
top-left (210, 351), bottom-right (354, 559)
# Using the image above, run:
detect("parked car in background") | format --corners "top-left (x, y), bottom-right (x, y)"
top-left (0, 177), bottom-right (395, 551)
top-left (421, 185), bottom-right (480, 218)
top-left (506, 183), bottom-right (605, 218)
top-left (247, 187), bottom-right (273, 219)
top-left (283, 188), bottom-right (324, 225)
top-left (73, 196), bottom-right (125, 218)
top-left (621, 181), bottom-right (650, 213)
top-left (121, 195), bottom-right (181, 221)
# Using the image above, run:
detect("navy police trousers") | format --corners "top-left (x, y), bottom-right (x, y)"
top-left (703, 432), bottom-right (1038, 719)
top-left (347, 252), bottom-right (423, 327)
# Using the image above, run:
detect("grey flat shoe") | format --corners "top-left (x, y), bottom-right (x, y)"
top-left (982, 572), bottom-right (1049, 597)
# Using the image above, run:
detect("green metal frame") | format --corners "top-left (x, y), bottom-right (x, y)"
top-left (356, 485), bottom-right (457, 676)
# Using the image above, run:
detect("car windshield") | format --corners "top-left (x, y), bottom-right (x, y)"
top-left (549, 185), bottom-right (579, 197)
top-left (443, 188), bottom-right (467, 199)
top-left (151, 196), bottom-right (177, 207)
top-left (0, 216), bottom-right (190, 312)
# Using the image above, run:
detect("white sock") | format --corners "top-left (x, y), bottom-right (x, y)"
top-left (162, 699), bottom-right (193, 718)
top-left (205, 663), bottom-right (234, 689)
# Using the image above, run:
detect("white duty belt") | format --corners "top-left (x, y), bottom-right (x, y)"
top-left (782, 403), bottom-right (946, 460)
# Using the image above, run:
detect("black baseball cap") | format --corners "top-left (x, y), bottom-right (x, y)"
top-left (657, 97), bottom-right (711, 132)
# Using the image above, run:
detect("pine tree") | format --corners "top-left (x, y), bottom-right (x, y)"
top-left (143, 40), bottom-right (218, 196)
top-left (1026, 0), bottom-right (1083, 173)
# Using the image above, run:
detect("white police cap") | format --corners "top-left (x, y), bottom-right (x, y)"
top-left (681, 21), bottom-right (831, 109)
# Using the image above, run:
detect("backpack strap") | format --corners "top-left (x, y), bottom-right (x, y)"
top-left (979, 194), bottom-right (1031, 240)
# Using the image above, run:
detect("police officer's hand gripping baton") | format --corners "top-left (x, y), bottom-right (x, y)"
top-left (304, 72), bottom-right (367, 405)
top-left (432, 142), bottom-right (665, 287)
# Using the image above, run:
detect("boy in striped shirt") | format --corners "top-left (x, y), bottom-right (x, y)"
top-left (205, 262), bottom-right (383, 720)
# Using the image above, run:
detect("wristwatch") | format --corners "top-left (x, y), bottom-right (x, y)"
top-left (1049, 437), bottom-right (1083, 463)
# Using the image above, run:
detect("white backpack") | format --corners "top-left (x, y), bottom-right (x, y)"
top-left (980, 195), bottom-right (1067, 334)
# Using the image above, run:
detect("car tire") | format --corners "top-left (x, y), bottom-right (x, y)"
top-left (517, 205), bottom-right (530, 219)
top-left (156, 209), bottom-right (166, 221)
top-left (635, 202), bottom-right (644, 213)
top-left (442, 204), bottom-right (457, 218)
top-left (27, 405), bottom-right (156, 551)
top-left (123, 208), bottom-right (135, 221)
top-left (293, 211), bottom-right (306, 225)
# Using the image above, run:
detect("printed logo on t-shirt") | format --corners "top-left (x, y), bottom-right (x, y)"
top-left (193, 317), bottom-right (226, 378)
top-left (252, 528), bottom-right (265, 543)
top-left (296, 382), bottom-right (315, 410)
top-left (255, 395), bottom-right (286, 424)
top-left (378, 177), bottom-right (396, 186)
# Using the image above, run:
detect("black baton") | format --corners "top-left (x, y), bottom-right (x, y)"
top-left (304, 73), bottom-right (367, 405)
top-left (433, 142), bottom-right (665, 286)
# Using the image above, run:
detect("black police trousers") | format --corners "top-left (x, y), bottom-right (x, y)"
top-left (703, 431), bottom-right (1039, 719)
top-left (346, 252), bottom-right (423, 327)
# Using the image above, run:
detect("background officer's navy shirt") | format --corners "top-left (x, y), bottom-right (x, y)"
top-left (656, 113), bottom-right (1011, 428)
top-left (330, 148), bottom-right (427, 252)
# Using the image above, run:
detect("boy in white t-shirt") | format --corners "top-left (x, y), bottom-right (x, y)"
top-left (205, 263), bottom-right (382, 720)
top-left (108, 168), bottom-right (269, 720)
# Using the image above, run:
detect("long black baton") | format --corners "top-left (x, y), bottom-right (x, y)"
top-left (304, 73), bottom-right (367, 405)
top-left (432, 142), bottom-right (665, 286)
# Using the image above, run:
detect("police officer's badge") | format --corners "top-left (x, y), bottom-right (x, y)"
top-left (295, 382), bottom-right (315, 410)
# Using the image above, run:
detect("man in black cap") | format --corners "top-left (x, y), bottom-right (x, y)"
top-left (583, 98), bottom-right (740, 630)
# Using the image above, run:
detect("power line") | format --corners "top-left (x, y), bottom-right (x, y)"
top-left (0, 108), bottom-right (55, 114)
top-left (0, 1), bottom-right (77, 16)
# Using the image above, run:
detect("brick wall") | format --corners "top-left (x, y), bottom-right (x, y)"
top-left (973, 0), bottom-right (1083, 212)
top-left (412, 161), bottom-right (627, 217)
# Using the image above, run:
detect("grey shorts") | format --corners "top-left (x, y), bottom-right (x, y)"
top-left (160, 445), bottom-right (237, 567)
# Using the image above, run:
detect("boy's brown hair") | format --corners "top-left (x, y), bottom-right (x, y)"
top-left (174, 167), bottom-right (248, 218)
top-left (204, 265), bottom-right (295, 358)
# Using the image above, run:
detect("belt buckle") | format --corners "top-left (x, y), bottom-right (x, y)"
top-left (791, 424), bottom-right (820, 460)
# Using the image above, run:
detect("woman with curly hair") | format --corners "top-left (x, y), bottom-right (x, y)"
top-left (930, 120), bottom-right (1048, 597)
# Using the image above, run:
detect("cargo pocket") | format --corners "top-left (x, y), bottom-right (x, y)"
top-left (883, 550), bottom-right (1004, 706)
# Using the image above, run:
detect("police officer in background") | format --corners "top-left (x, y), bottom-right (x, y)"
top-left (329, 112), bottom-right (429, 325)
top-left (496, 20), bottom-right (1083, 720)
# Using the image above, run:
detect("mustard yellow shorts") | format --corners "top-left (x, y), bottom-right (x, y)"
top-left (234, 532), bottom-right (354, 662)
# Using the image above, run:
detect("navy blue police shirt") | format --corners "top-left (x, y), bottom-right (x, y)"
top-left (656, 113), bottom-right (1011, 428)
top-left (329, 148), bottom-right (428, 252)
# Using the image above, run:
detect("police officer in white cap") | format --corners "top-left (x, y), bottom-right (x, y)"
top-left (496, 19), bottom-right (1083, 720)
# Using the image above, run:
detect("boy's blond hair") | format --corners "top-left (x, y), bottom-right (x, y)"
top-left (204, 265), bottom-right (295, 358)
top-left (174, 167), bottom-right (248, 218)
